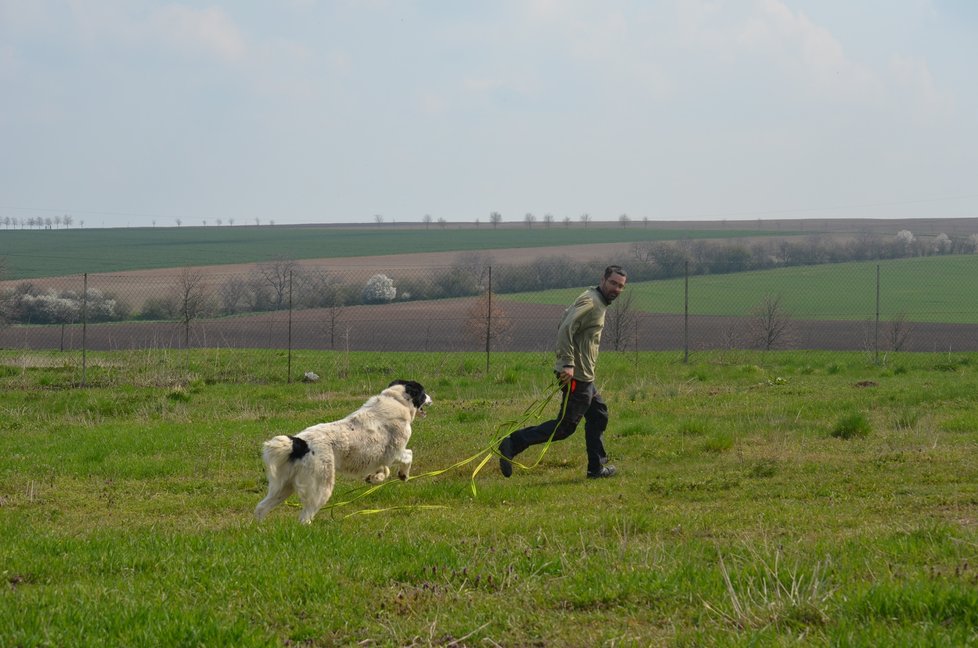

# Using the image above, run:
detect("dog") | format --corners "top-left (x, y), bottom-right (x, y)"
top-left (255, 380), bottom-right (431, 524)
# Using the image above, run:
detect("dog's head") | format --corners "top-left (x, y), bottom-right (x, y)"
top-left (388, 379), bottom-right (432, 417)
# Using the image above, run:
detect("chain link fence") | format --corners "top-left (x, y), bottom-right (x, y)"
top-left (2, 253), bottom-right (977, 382)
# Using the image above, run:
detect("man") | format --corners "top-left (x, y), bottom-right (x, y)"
top-left (499, 265), bottom-right (627, 479)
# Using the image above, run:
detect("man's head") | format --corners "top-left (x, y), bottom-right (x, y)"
top-left (599, 265), bottom-right (627, 302)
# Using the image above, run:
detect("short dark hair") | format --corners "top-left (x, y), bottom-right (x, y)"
top-left (604, 265), bottom-right (627, 279)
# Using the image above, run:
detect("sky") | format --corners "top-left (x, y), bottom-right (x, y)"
top-left (1, 0), bottom-right (976, 229)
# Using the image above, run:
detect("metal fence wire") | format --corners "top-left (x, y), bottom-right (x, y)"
top-left (2, 259), bottom-right (977, 377)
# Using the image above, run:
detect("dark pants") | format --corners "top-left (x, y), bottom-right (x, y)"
top-left (507, 379), bottom-right (608, 474)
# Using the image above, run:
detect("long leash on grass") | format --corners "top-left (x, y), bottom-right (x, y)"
top-left (319, 379), bottom-right (570, 519)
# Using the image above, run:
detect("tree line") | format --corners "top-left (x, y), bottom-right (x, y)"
top-left (2, 229), bottom-right (976, 332)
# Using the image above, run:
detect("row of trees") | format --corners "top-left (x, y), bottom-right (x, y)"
top-left (2, 229), bottom-right (975, 335)
top-left (627, 230), bottom-right (978, 280)
top-left (2, 215), bottom-right (78, 229)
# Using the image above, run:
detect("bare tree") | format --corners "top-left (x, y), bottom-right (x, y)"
top-left (605, 289), bottom-right (639, 351)
top-left (489, 212), bottom-right (502, 228)
top-left (543, 213), bottom-right (554, 228)
top-left (630, 241), bottom-right (687, 278)
top-left (218, 276), bottom-right (249, 315)
top-left (311, 275), bottom-right (347, 348)
top-left (463, 291), bottom-right (512, 351)
top-left (174, 268), bottom-right (211, 347)
top-left (524, 213), bottom-right (536, 228)
top-left (580, 213), bottom-right (591, 229)
top-left (888, 312), bottom-right (914, 351)
top-left (423, 214), bottom-right (433, 230)
top-left (255, 259), bottom-right (300, 310)
top-left (0, 258), bottom-right (9, 329)
top-left (618, 213), bottom-right (630, 228)
top-left (322, 301), bottom-right (345, 348)
top-left (449, 252), bottom-right (494, 294)
top-left (748, 293), bottom-right (792, 350)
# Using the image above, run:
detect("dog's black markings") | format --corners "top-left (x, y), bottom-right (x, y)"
top-left (388, 379), bottom-right (427, 409)
top-left (288, 435), bottom-right (311, 461)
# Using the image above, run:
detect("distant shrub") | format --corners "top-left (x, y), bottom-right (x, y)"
top-left (933, 233), bottom-right (952, 254)
top-left (362, 274), bottom-right (396, 304)
top-left (1, 283), bottom-right (124, 324)
top-left (138, 297), bottom-right (176, 320)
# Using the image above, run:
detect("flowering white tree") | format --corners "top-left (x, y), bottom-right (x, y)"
top-left (894, 229), bottom-right (915, 256)
top-left (5, 287), bottom-right (120, 323)
top-left (969, 234), bottom-right (978, 253)
top-left (933, 233), bottom-right (952, 254)
top-left (362, 274), bottom-right (396, 304)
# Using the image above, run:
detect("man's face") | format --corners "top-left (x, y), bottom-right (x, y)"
top-left (600, 272), bottom-right (627, 302)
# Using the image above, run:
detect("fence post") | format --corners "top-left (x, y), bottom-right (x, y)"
top-left (683, 260), bottom-right (689, 364)
top-left (875, 264), bottom-right (880, 365)
top-left (81, 273), bottom-right (88, 387)
top-left (485, 266), bottom-right (492, 373)
top-left (288, 270), bottom-right (293, 384)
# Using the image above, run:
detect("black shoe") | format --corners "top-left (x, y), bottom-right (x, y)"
top-left (498, 438), bottom-right (514, 478)
top-left (587, 465), bottom-right (617, 479)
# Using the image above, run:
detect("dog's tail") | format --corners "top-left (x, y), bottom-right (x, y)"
top-left (262, 435), bottom-right (310, 480)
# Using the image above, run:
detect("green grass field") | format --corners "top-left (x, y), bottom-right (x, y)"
top-left (515, 254), bottom-right (978, 323)
top-left (0, 224), bottom-right (787, 280)
top-left (2, 349), bottom-right (977, 645)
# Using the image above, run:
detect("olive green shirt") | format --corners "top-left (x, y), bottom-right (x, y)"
top-left (553, 286), bottom-right (610, 383)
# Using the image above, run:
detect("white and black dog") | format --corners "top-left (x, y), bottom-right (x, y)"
top-left (255, 380), bottom-right (431, 524)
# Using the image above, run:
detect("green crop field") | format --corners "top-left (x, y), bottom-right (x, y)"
top-left (513, 254), bottom-right (978, 324)
top-left (2, 348), bottom-right (977, 645)
top-left (0, 225), bottom-right (792, 280)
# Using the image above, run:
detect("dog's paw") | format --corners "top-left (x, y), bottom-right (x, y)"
top-left (366, 467), bottom-right (390, 484)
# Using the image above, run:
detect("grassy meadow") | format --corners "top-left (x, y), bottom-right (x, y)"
top-left (515, 254), bottom-right (978, 323)
top-left (2, 348), bottom-right (977, 646)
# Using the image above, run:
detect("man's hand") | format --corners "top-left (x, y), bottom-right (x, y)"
top-left (557, 367), bottom-right (574, 385)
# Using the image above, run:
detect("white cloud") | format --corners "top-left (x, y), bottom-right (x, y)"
top-left (738, 0), bottom-right (879, 99)
top-left (150, 5), bottom-right (246, 63)
top-left (889, 54), bottom-right (954, 122)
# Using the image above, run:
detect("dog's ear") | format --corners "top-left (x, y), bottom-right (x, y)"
top-left (389, 380), bottom-right (427, 409)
